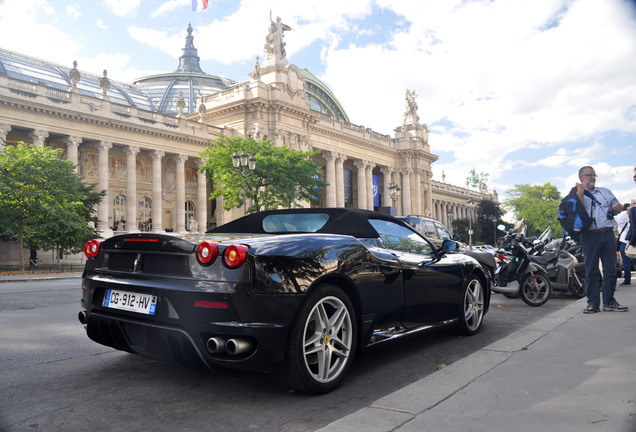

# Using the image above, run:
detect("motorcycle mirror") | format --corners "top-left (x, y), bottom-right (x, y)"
top-left (497, 224), bottom-right (506, 232)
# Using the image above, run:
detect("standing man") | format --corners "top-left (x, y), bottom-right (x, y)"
top-left (616, 203), bottom-right (632, 286)
top-left (577, 166), bottom-right (628, 313)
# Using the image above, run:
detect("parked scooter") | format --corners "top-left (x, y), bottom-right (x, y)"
top-left (493, 225), bottom-right (551, 306)
top-left (531, 237), bottom-right (586, 298)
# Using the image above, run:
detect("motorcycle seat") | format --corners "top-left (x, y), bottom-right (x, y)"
top-left (531, 252), bottom-right (556, 266)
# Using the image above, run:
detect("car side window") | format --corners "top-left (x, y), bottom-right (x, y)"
top-left (434, 221), bottom-right (451, 240)
top-left (422, 220), bottom-right (438, 239)
top-left (369, 219), bottom-right (433, 255)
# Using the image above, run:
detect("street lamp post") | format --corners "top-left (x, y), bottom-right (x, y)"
top-left (232, 149), bottom-right (256, 215)
top-left (466, 198), bottom-right (475, 250)
top-left (388, 182), bottom-right (400, 215)
top-left (447, 209), bottom-right (454, 235)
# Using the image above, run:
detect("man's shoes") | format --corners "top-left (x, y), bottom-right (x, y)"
top-left (619, 281), bottom-right (631, 286)
top-left (583, 305), bottom-right (600, 314)
top-left (602, 303), bottom-right (629, 312)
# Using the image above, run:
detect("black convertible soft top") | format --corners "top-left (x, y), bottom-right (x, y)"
top-left (208, 208), bottom-right (408, 239)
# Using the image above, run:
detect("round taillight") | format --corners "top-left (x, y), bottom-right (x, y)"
top-left (83, 239), bottom-right (102, 258)
top-left (223, 245), bottom-right (249, 268)
top-left (197, 241), bottom-right (219, 265)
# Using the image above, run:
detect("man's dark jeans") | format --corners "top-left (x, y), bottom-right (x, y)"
top-left (580, 229), bottom-right (617, 307)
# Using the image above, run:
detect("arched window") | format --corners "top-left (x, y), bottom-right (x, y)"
top-left (113, 195), bottom-right (126, 231)
top-left (138, 197), bottom-right (152, 231)
top-left (185, 201), bottom-right (196, 231)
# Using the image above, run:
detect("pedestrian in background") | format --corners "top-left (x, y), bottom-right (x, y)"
top-left (615, 203), bottom-right (632, 286)
top-left (625, 167), bottom-right (636, 273)
top-left (577, 166), bottom-right (628, 313)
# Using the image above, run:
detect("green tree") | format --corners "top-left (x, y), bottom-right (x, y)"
top-left (451, 218), bottom-right (474, 244)
top-left (0, 143), bottom-right (103, 267)
top-left (476, 198), bottom-right (504, 245)
top-left (200, 136), bottom-right (327, 213)
top-left (503, 183), bottom-right (561, 236)
top-left (467, 167), bottom-right (489, 190)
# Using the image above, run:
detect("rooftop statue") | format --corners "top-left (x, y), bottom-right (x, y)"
top-left (264, 12), bottom-right (292, 65)
top-left (402, 89), bottom-right (420, 129)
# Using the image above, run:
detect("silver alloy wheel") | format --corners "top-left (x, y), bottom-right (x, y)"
top-left (464, 278), bottom-right (485, 331)
top-left (302, 295), bottom-right (353, 384)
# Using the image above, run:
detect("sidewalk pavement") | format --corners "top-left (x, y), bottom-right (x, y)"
top-left (318, 282), bottom-right (636, 432)
top-left (0, 271), bottom-right (81, 283)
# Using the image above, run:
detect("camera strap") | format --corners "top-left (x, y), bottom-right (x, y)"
top-left (583, 189), bottom-right (600, 227)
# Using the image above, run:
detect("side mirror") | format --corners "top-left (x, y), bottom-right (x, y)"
top-left (441, 239), bottom-right (460, 253)
top-left (497, 224), bottom-right (506, 233)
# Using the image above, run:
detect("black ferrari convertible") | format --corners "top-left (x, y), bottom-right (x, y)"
top-left (79, 208), bottom-right (491, 394)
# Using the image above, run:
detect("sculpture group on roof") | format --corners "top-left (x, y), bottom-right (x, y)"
top-left (264, 12), bottom-right (292, 64)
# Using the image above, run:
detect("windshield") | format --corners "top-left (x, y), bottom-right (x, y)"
top-left (262, 213), bottom-right (330, 233)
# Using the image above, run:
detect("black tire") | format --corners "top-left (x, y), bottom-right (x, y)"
top-left (457, 277), bottom-right (485, 335)
top-left (568, 268), bottom-right (586, 298)
top-left (275, 284), bottom-right (357, 394)
top-left (519, 272), bottom-right (551, 306)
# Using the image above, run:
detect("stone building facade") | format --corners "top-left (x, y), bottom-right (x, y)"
top-left (0, 20), bottom-right (496, 265)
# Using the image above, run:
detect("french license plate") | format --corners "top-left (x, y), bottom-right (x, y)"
top-left (104, 289), bottom-right (157, 315)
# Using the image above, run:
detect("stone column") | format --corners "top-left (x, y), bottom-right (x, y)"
top-left (424, 171), bottom-right (433, 217)
top-left (197, 160), bottom-right (207, 233)
top-left (400, 168), bottom-right (412, 216)
top-left (175, 154), bottom-right (188, 233)
top-left (366, 162), bottom-right (376, 210)
top-left (335, 153), bottom-right (347, 208)
top-left (415, 169), bottom-right (423, 216)
top-left (0, 124), bottom-right (11, 151)
top-left (151, 150), bottom-right (165, 233)
top-left (354, 160), bottom-right (367, 210)
top-left (380, 167), bottom-right (393, 208)
top-left (442, 202), bottom-right (448, 226)
top-left (29, 129), bottom-right (49, 147)
top-left (97, 141), bottom-right (112, 236)
top-left (324, 151), bottom-right (337, 208)
top-left (63, 136), bottom-right (81, 173)
top-left (125, 146), bottom-right (140, 233)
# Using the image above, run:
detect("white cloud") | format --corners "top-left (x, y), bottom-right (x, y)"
top-left (96, 19), bottom-right (107, 29)
top-left (102, 0), bottom-right (143, 17)
top-left (127, 25), bottom-right (183, 58)
top-left (0, 0), bottom-right (82, 66)
top-left (66, 4), bottom-right (81, 19)
top-left (150, 0), bottom-right (189, 19)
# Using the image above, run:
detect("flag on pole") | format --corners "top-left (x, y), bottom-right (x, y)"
top-left (192, 0), bottom-right (208, 11)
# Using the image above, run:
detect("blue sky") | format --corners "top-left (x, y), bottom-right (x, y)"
top-left (1, 0), bottom-right (635, 209)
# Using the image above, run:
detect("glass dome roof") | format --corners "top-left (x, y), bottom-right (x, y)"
top-left (133, 23), bottom-right (236, 116)
top-left (301, 69), bottom-right (349, 122)
top-left (0, 48), bottom-right (154, 111)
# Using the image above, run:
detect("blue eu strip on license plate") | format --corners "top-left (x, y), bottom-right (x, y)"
top-left (104, 289), bottom-right (157, 315)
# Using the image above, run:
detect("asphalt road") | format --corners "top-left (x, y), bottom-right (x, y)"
top-left (0, 278), bottom-right (577, 432)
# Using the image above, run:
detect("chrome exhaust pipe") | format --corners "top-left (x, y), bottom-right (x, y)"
top-left (78, 310), bottom-right (87, 325)
top-left (226, 338), bottom-right (253, 355)
top-left (206, 337), bottom-right (227, 354)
